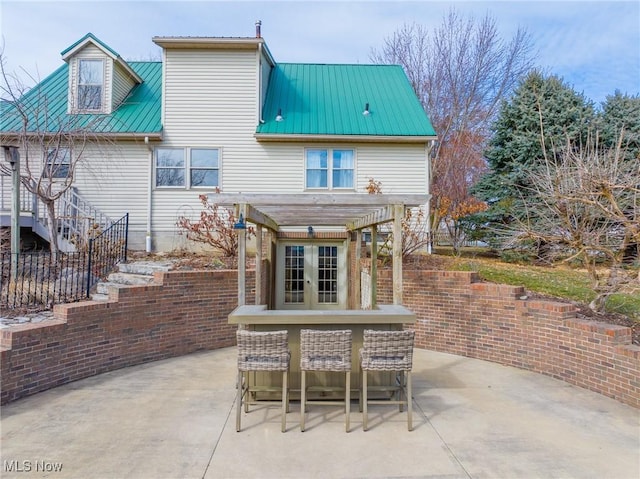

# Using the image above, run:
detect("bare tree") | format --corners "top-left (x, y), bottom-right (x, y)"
top-left (366, 178), bottom-right (430, 258)
top-left (0, 52), bottom-right (113, 256)
top-left (434, 129), bottom-right (488, 253)
top-left (370, 10), bottom-right (534, 240)
top-left (500, 132), bottom-right (639, 312)
top-left (176, 193), bottom-right (256, 259)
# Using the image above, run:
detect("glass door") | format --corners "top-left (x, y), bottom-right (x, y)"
top-left (277, 242), bottom-right (346, 309)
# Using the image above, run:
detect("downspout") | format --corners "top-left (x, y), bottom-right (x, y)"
top-left (145, 136), bottom-right (153, 253)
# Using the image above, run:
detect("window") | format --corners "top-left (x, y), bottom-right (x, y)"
top-left (155, 147), bottom-right (220, 188)
top-left (44, 148), bottom-right (70, 178)
top-left (306, 149), bottom-right (354, 189)
top-left (284, 245), bottom-right (305, 304)
top-left (156, 148), bottom-right (185, 187)
top-left (190, 149), bottom-right (219, 187)
top-left (77, 59), bottom-right (104, 110)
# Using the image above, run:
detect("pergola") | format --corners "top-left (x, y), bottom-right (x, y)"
top-left (215, 193), bottom-right (430, 309)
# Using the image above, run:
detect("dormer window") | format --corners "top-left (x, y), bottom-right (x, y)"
top-left (62, 34), bottom-right (142, 115)
top-left (77, 59), bottom-right (104, 111)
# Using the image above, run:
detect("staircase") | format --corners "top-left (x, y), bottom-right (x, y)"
top-left (91, 260), bottom-right (176, 301)
top-left (1, 182), bottom-right (115, 253)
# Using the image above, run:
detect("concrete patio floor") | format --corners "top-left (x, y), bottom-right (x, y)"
top-left (1, 347), bottom-right (638, 479)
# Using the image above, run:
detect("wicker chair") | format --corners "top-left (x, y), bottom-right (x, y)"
top-left (300, 329), bottom-right (353, 432)
top-left (359, 329), bottom-right (415, 431)
top-left (236, 329), bottom-right (291, 432)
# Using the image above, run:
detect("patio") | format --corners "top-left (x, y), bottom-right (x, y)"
top-left (1, 347), bottom-right (638, 479)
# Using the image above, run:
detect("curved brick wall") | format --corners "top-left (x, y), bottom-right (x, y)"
top-left (1, 270), bottom-right (246, 404)
top-left (384, 270), bottom-right (639, 408)
top-left (2, 269), bottom-right (638, 407)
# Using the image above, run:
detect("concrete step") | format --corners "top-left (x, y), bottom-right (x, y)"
top-left (95, 281), bottom-right (126, 295)
top-left (90, 260), bottom-right (171, 301)
top-left (91, 293), bottom-right (109, 302)
top-left (107, 272), bottom-right (157, 286)
top-left (118, 261), bottom-right (174, 276)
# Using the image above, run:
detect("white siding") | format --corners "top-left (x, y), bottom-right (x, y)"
top-left (132, 46), bottom-right (429, 251)
top-left (162, 49), bottom-right (258, 145)
top-left (355, 144), bottom-right (427, 194)
top-left (0, 140), bottom-right (152, 249)
top-left (73, 141), bottom-right (151, 249)
top-left (153, 48), bottom-right (263, 249)
top-left (215, 142), bottom-right (427, 195)
top-left (260, 48), bottom-right (272, 119)
top-left (112, 63), bottom-right (136, 109)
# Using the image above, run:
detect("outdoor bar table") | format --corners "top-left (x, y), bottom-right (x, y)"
top-left (228, 304), bottom-right (416, 398)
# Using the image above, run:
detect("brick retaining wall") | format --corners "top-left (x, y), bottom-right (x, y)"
top-left (2, 268), bottom-right (638, 408)
top-left (386, 270), bottom-right (640, 408)
top-left (1, 270), bottom-right (249, 404)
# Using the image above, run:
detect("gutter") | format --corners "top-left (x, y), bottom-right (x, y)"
top-left (254, 133), bottom-right (438, 144)
top-left (0, 131), bottom-right (163, 141)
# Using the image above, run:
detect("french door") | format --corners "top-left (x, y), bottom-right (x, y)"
top-left (276, 241), bottom-right (347, 310)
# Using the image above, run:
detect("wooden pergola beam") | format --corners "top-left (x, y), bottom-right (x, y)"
top-left (213, 193), bottom-right (427, 207)
top-left (346, 205), bottom-right (395, 231)
top-left (245, 204), bottom-right (279, 231)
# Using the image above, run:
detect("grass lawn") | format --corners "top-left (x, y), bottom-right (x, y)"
top-left (432, 247), bottom-right (640, 321)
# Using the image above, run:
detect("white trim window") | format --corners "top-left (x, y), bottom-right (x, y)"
top-left (77, 59), bottom-right (104, 111)
top-left (44, 147), bottom-right (70, 179)
top-left (190, 148), bottom-right (219, 187)
top-left (305, 148), bottom-right (354, 190)
top-left (155, 147), bottom-right (220, 188)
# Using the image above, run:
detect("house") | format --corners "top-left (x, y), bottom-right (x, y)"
top-left (1, 24), bottom-right (436, 310)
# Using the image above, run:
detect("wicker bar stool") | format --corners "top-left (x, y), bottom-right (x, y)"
top-left (236, 329), bottom-right (291, 433)
top-left (300, 329), bottom-right (353, 432)
top-left (360, 329), bottom-right (415, 431)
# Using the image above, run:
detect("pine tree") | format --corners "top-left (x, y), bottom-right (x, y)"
top-left (598, 91), bottom-right (640, 160)
top-left (470, 71), bottom-right (596, 248)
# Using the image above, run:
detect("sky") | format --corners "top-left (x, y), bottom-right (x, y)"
top-left (0, 0), bottom-right (638, 106)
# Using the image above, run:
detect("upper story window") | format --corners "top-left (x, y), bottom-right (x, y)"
top-left (305, 148), bottom-right (354, 190)
top-left (77, 59), bottom-right (104, 111)
top-left (155, 147), bottom-right (220, 188)
top-left (44, 148), bottom-right (70, 179)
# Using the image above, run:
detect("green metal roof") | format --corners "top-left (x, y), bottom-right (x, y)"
top-left (1, 62), bottom-right (162, 135)
top-left (256, 63), bottom-right (436, 138)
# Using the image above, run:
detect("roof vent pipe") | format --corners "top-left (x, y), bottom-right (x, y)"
top-left (255, 20), bottom-right (262, 38)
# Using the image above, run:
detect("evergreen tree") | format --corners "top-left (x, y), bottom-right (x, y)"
top-left (470, 71), bottom-right (596, 249)
top-left (598, 91), bottom-right (640, 160)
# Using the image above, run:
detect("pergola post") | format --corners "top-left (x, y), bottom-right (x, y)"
top-left (235, 203), bottom-right (247, 306)
top-left (393, 204), bottom-right (403, 305)
top-left (255, 224), bottom-right (262, 304)
top-left (370, 224), bottom-right (377, 310)
top-left (355, 229), bottom-right (362, 309)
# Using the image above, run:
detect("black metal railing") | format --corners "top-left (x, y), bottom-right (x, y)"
top-left (0, 213), bottom-right (128, 312)
top-left (86, 213), bottom-right (128, 297)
